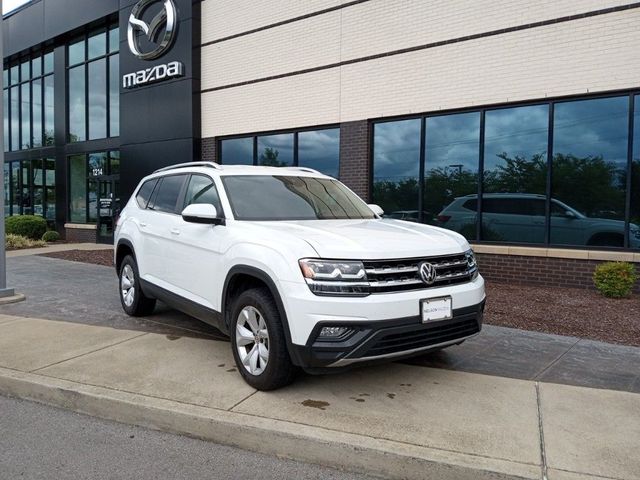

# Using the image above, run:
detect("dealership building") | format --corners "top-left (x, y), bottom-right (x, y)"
top-left (2, 0), bottom-right (639, 288)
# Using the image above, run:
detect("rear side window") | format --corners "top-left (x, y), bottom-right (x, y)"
top-left (135, 179), bottom-right (158, 209)
top-left (149, 175), bottom-right (186, 214)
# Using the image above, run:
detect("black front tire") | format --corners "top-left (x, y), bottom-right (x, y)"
top-left (118, 254), bottom-right (156, 317)
top-left (230, 287), bottom-right (297, 390)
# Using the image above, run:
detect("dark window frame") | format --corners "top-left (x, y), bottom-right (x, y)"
top-left (217, 124), bottom-right (341, 175)
top-left (371, 89), bottom-right (640, 251)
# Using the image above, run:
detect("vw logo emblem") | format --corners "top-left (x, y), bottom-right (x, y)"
top-left (419, 262), bottom-right (437, 285)
top-left (128, 0), bottom-right (178, 61)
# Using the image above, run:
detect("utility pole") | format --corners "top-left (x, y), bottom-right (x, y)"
top-left (0, 9), bottom-right (24, 304)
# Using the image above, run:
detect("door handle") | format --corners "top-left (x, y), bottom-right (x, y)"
top-left (170, 228), bottom-right (181, 235)
top-left (140, 222), bottom-right (148, 228)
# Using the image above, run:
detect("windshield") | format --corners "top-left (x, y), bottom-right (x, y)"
top-left (222, 175), bottom-right (376, 221)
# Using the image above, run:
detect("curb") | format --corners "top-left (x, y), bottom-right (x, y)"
top-left (0, 367), bottom-right (539, 480)
top-left (0, 293), bottom-right (26, 305)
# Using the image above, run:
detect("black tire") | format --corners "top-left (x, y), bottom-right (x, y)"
top-left (118, 254), bottom-right (156, 316)
top-left (230, 287), bottom-right (296, 390)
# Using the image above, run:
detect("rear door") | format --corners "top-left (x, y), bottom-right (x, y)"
top-left (142, 174), bottom-right (188, 289)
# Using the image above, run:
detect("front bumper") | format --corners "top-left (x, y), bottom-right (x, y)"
top-left (289, 300), bottom-right (484, 371)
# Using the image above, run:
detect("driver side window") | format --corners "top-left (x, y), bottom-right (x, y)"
top-left (183, 175), bottom-right (223, 214)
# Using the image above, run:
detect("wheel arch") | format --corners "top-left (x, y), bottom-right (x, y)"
top-left (222, 265), bottom-right (302, 366)
top-left (115, 239), bottom-right (135, 273)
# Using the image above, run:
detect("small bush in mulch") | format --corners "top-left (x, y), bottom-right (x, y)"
top-left (39, 249), bottom-right (114, 267)
top-left (41, 230), bottom-right (61, 242)
top-left (593, 262), bottom-right (638, 298)
top-left (5, 215), bottom-right (47, 240)
top-left (6, 234), bottom-right (46, 250)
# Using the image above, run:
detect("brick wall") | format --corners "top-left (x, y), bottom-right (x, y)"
top-left (65, 227), bottom-right (97, 243)
top-left (339, 120), bottom-right (370, 200)
top-left (477, 253), bottom-right (640, 292)
top-left (202, 137), bottom-right (217, 163)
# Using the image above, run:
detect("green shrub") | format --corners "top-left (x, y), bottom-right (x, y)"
top-left (5, 234), bottom-right (46, 250)
top-left (593, 262), bottom-right (638, 298)
top-left (5, 215), bottom-right (47, 240)
top-left (42, 230), bottom-right (61, 242)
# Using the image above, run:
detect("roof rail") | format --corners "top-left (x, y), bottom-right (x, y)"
top-left (154, 161), bottom-right (221, 173)
top-left (281, 166), bottom-right (322, 175)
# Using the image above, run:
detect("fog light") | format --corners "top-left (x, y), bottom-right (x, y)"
top-left (319, 326), bottom-right (351, 338)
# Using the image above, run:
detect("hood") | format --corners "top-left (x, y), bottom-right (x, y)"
top-left (245, 219), bottom-right (469, 259)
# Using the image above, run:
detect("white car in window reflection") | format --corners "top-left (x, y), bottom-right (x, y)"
top-left (437, 193), bottom-right (640, 248)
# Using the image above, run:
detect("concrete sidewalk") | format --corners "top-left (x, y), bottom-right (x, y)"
top-left (6, 242), bottom-right (113, 258)
top-left (0, 313), bottom-right (638, 480)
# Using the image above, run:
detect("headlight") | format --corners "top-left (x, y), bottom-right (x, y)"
top-left (465, 249), bottom-right (479, 279)
top-left (632, 228), bottom-right (640, 240)
top-left (299, 259), bottom-right (369, 296)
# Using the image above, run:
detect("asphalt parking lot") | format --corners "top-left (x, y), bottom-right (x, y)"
top-left (4, 254), bottom-right (640, 393)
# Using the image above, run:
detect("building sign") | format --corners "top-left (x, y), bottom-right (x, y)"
top-left (123, 0), bottom-right (184, 89)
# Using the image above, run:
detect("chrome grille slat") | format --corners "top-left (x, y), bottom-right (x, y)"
top-left (363, 254), bottom-right (474, 293)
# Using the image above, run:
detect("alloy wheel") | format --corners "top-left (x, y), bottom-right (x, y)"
top-left (121, 264), bottom-right (136, 307)
top-left (235, 306), bottom-right (269, 375)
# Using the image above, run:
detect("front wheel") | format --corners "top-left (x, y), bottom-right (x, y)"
top-left (230, 288), bottom-right (296, 390)
top-left (119, 254), bottom-right (156, 316)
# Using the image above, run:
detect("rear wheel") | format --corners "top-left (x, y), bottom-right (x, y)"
top-left (230, 288), bottom-right (296, 390)
top-left (119, 254), bottom-right (156, 316)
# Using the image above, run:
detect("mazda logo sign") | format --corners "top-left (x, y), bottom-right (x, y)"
top-left (128, 0), bottom-right (178, 60)
top-left (419, 262), bottom-right (437, 285)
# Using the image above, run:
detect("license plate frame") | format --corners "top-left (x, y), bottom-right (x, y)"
top-left (420, 296), bottom-right (453, 323)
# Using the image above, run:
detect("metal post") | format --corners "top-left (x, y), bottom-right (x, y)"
top-left (0, 11), bottom-right (20, 301)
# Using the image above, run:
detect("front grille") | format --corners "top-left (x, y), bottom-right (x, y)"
top-left (361, 317), bottom-right (479, 357)
top-left (363, 253), bottom-right (475, 293)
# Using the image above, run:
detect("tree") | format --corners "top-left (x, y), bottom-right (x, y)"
top-left (259, 147), bottom-right (287, 167)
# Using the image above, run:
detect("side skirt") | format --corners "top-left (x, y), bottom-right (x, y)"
top-left (140, 279), bottom-right (226, 334)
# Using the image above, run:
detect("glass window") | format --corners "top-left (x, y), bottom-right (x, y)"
top-left (631, 96), bottom-right (640, 250)
top-left (258, 134), bottom-right (294, 166)
top-left (32, 78), bottom-right (42, 147)
top-left (136, 179), bottom-right (158, 209)
top-left (69, 155), bottom-right (87, 223)
top-left (69, 65), bottom-right (86, 142)
top-left (10, 85), bottom-right (19, 150)
top-left (20, 82), bottom-right (30, 149)
top-left (32, 159), bottom-right (44, 217)
top-left (10, 65), bottom-right (19, 85)
top-left (3, 89), bottom-right (8, 152)
top-left (44, 75), bottom-right (54, 145)
top-left (11, 162), bottom-right (20, 215)
top-left (152, 175), bottom-right (186, 213)
top-left (109, 27), bottom-right (119, 53)
top-left (298, 129), bottom-right (340, 177)
top-left (3, 68), bottom-right (7, 86)
top-left (482, 105), bottom-right (549, 243)
top-left (221, 138), bottom-right (253, 165)
top-left (184, 175), bottom-right (222, 211)
top-left (32, 56), bottom-right (41, 77)
top-left (45, 159), bottom-right (56, 222)
top-left (68, 39), bottom-right (85, 65)
top-left (3, 164), bottom-right (9, 216)
top-left (110, 151), bottom-right (120, 174)
top-left (424, 112), bottom-right (480, 239)
top-left (44, 52), bottom-right (54, 74)
top-left (109, 54), bottom-right (119, 137)
top-left (20, 60), bottom-right (30, 82)
top-left (88, 31), bottom-right (106, 60)
top-left (21, 161), bottom-right (32, 215)
top-left (88, 59), bottom-right (107, 140)
top-left (373, 119), bottom-right (421, 220)
top-left (551, 97), bottom-right (628, 247)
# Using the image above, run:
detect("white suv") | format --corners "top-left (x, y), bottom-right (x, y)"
top-left (115, 162), bottom-right (485, 390)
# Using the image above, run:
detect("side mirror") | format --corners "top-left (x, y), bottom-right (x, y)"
top-left (368, 204), bottom-right (384, 217)
top-left (564, 210), bottom-right (577, 219)
top-left (181, 203), bottom-right (224, 225)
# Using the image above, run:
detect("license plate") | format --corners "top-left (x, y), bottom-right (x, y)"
top-left (421, 296), bottom-right (452, 322)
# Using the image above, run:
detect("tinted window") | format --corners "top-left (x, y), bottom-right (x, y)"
top-left (258, 134), bottom-right (293, 166)
top-left (632, 95), bottom-right (640, 247)
top-left (483, 105), bottom-right (548, 242)
top-left (551, 97), bottom-right (628, 247)
top-left (136, 179), bottom-right (158, 209)
top-left (425, 112), bottom-right (480, 238)
top-left (483, 198), bottom-right (545, 216)
top-left (151, 175), bottom-right (185, 213)
top-left (184, 175), bottom-right (222, 211)
top-left (298, 129), bottom-right (340, 177)
top-left (373, 119), bottom-right (421, 219)
top-left (221, 138), bottom-right (253, 165)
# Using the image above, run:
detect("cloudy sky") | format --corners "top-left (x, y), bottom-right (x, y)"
top-left (3, 0), bottom-right (30, 14)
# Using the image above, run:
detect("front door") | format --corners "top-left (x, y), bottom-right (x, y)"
top-left (96, 175), bottom-right (120, 244)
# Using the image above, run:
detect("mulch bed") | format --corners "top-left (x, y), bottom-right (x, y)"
top-left (39, 249), bottom-right (114, 267)
top-left (37, 249), bottom-right (640, 347)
